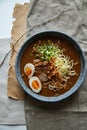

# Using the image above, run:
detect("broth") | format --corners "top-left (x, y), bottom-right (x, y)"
top-left (20, 37), bottom-right (81, 97)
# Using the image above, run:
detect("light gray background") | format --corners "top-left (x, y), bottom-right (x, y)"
top-left (0, 0), bottom-right (29, 38)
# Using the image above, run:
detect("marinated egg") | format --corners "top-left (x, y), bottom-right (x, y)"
top-left (24, 63), bottom-right (35, 78)
top-left (29, 76), bottom-right (42, 93)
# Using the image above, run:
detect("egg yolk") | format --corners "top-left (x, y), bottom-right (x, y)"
top-left (25, 67), bottom-right (32, 76)
top-left (32, 80), bottom-right (39, 90)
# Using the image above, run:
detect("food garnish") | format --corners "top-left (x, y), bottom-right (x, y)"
top-left (33, 40), bottom-right (76, 81)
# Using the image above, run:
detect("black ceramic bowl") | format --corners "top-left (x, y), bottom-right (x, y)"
top-left (15, 31), bottom-right (86, 102)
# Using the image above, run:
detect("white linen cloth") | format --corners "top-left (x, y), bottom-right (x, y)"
top-left (0, 39), bottom-right (25, 124)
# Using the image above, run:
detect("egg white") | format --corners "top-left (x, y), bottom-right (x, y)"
top-left (29, 76), bottom-right (42, 93)
top-left (24, 63), bottom-right (35, 78)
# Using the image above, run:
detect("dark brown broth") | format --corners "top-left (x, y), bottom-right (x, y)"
top-left (20, 37), bottom-right (81, 97)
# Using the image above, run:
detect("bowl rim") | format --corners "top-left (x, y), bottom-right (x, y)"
top-left (15, 30), bottom-right (86, 102)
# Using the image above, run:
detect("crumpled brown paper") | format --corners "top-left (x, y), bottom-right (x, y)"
top-left (7, 3), bottom-right (29, 99)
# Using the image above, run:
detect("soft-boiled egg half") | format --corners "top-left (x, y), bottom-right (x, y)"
top-left (29, 76), bottom-right (42, 93)
top-left (24, 63), bottom-right (35, 78)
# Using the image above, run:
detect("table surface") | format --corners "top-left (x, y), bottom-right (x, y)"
top-left (0, 125), bottom-right (26, 130)
top-left (1, 1), bottom-right (87, 130)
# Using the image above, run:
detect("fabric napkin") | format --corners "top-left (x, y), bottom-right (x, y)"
top-left (0, 38), bottom-right (25, 124)
top-left (25, 0), bottom-right (87, 130)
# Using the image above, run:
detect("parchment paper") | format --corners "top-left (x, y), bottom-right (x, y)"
top-left (7, 3), bottom-right (29, 99)
top-left (0, 3), bottom-right (29, 124)
top-left (25, 0), bottom-right (87, 130)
